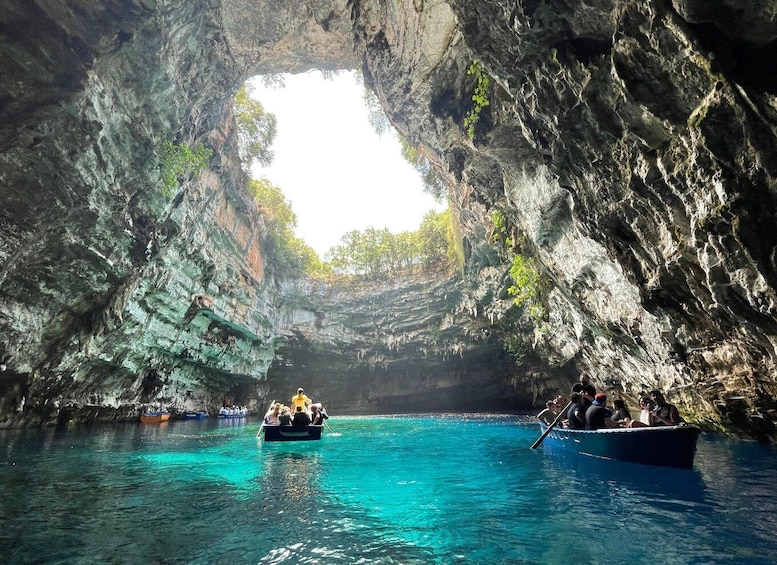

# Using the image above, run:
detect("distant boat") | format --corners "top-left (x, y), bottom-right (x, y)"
top-left (217, 408), bottom-right (248, 419)
top-left (261, 425), bottom-right (323, 442)
top-left (181, 411), bottom-right (209, 420)
top-left (538, 423), bottom-right (701, 468)
top-left (140, 411), bottom-right (170, 424)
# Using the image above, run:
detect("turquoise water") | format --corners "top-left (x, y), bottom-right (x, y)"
top-left (1, 415), bottom-right (776, 564)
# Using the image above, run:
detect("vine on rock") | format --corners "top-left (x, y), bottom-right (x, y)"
top-left (463, 60), bottom-right (491, 139)
top-left (158, 140), bottom-right (212, 197)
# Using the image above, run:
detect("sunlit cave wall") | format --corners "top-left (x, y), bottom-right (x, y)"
top-left (0, 0), bottom-right (533, 426)
top-left (2, 0), bottom-right (777, 440)
top-left (319, 0), bottom-right (777, 438)
top-left (265, 273), bottom-right (578, 414)
top-left (370, 0), bottom-right (777, 439)
top-left (0, 0), bottom-right (289, 425)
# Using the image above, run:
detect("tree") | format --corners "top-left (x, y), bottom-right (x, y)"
top-left (235, 84), bottom-right (277, 168)
top-left (399, 138), bottom-right (447, 202)
top-left (324, 210), bottom-right (458, 278)
top-left (249, 178), bottom-right (331, 278)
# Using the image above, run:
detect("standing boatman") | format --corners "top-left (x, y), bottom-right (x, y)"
top-left (290, 387), bottom-right (312, 413)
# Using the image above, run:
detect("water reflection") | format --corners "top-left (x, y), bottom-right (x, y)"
top-left (263, 449), bottom-right (323, 503)
top-left (540, 441), bottom-right (708, 504)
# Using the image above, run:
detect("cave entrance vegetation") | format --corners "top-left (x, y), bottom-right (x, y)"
top-left (1, 1), bottom-right (777, 442)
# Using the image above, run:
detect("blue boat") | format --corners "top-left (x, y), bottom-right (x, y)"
top-left (181, 411), bottom-right (209, 420)
top-left (538, 423), bottom-right (701, 468)
top-left (261, 425), bottom-right (323, 442)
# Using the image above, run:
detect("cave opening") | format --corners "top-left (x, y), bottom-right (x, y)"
top-left (243, 70), bottom-right (446, 261)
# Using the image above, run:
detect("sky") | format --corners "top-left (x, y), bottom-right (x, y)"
top-left (248, 71), bottom-right (445, 257)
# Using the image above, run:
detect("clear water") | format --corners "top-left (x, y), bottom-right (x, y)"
top-left (1, 415), bottom-right (775, 564)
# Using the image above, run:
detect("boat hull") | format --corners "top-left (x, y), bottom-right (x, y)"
top-left (538, 423), bottom-right (701, 468)
top-left (263, 425), bottom-right (323, 442)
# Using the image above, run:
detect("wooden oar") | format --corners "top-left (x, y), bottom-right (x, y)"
top-left (530, 401), bottom-right (572, 449)
top-left (256, 399), bottom-right (275, 438)
top-left (323, 419), bottom-right (333, 434)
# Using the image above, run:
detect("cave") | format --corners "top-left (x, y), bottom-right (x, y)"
top-left (1, 1), bottom-right (777, 442)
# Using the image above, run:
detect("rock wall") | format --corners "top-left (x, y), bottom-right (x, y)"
top-left (266, 272), bottom-right (575, 414)
top-left (1, 1), bottom-right (777, 440)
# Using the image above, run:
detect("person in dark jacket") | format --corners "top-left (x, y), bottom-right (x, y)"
top-left (572, 372), bottom-right (597, 404)
top-left (566, 392), bottom-right (586, 429)
top-left (310, 404), bottom-right (328, 426)
top-left (278, 407), bottom-right (292, 426)
top-left (609, 398), bottom-right (631, 427)
top-left (291, 405), bottom-right (311, 427)
top-left (585, 393), bottom-right (611, 430)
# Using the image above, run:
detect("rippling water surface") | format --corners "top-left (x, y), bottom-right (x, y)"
top-left (1, 415), bottom-right (776, 564)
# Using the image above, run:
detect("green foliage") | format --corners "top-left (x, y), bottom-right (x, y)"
top-left (158, 140), bottom-right (212, 197)
top-left (399, 137), bottom-right (448, 202)
top-left (249, 178), bottom-right (331, 278)
top-left (491, 210), bottom-right (516, 251)
top-left (235, 84), bottom-right (277, 168)
top-left (463, 61), bottom-right (491, 139)
top-left (502, 334), bottom-right (527, 365)
top-left (507, 255), bottom-right (541, 308)
top-left (491, 210), bottom-right (507, 243)
top-left (325, 209), bottom-right (459, 278)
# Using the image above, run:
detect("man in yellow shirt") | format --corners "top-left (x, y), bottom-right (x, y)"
top-left (290, 388), bottom-right (312, 413)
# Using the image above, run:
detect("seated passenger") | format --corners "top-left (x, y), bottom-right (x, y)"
top-left (536, 400), bottom-right (560, 425)
top-left (585, 393), bottom-right (610, 430)
top-left (609, 399), bottom-right (631, 427)
top-left (264, 403), bottom-right (281, 425)
top-left (650, 390), bottom-right (684, 426)
top-left (278, 407), bottom-right (292, 426)
top-left (291, 405), bottom-right (311, 427)
top-left (628, 396), bottom-right (655, 427)
top-left (310, 404), bottom-right (328, 426)
top-left (566, 392), bottom-right (586, 429)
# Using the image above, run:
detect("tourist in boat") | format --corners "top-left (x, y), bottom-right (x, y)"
top-left (290, 388), bottom-right (312, 413)
top-left (310, 403), bottom-right (328, 425)
top-left (628, 396), bottom-right (656, 427)
top-left (572, 372), bottom-right (597, 404)
top-left (609, 398), bottom-right (631, 426)
top-left (291, 405), bottom-right (311, 427)
top-left (278, 406), bottom-right (292, 426)
top-left (585, 393), bottom-right (611, 430)
top-left (565, 391), bottom-right (586, 429)
top-left (264, 403), bottom-right (281, 425)
top-left (536, 400), bottom-right (560, 425)
top-left (650, 390), bottom-right (684, 426)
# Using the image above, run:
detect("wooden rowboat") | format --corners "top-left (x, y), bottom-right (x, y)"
top-left (140, 411), bottom-right (170, 424)
top-left (538, 422), bottom-right (701, 468)
top-left (262, 425), bottom-right (323, 442)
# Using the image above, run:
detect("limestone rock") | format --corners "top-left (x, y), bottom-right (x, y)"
top-left (1, 0), bottom-right (776, 441)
